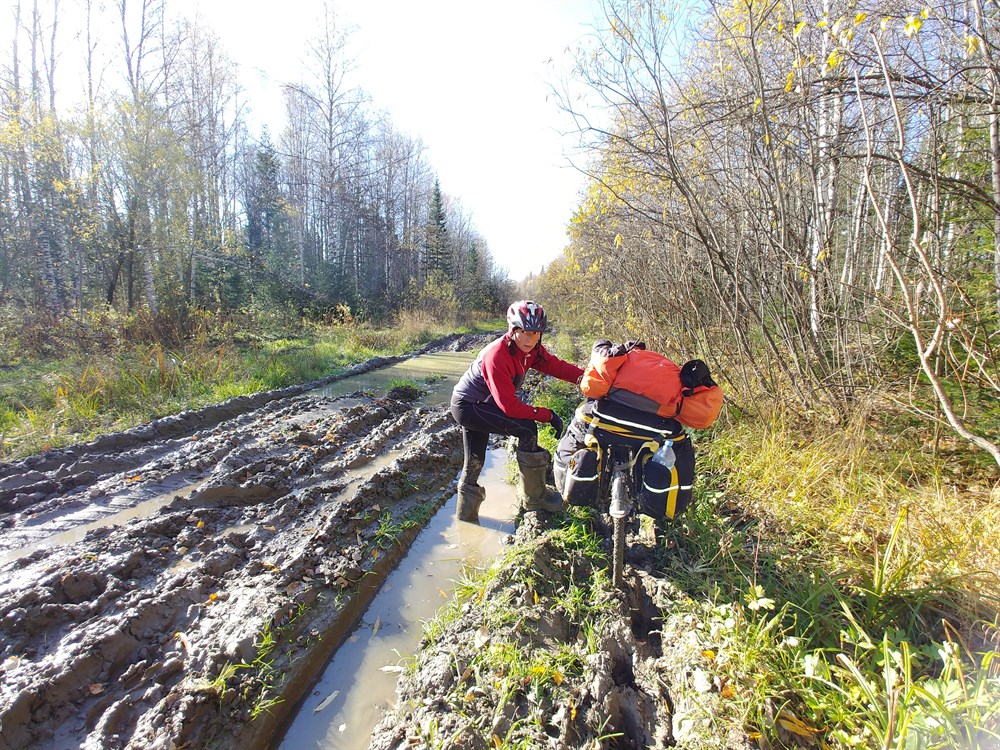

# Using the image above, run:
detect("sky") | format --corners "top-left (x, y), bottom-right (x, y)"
top-left (173, 0), bottom-right (607, 280)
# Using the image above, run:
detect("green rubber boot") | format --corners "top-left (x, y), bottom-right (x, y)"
top-left (516, 449), bottom-right (563, 513)
top-left (456, 483), bottom-right (486, 523)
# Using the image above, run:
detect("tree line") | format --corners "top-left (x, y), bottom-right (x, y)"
top-left (0, 0), bottom-right (512, 327)
top-left (540, 0), bottom-right (1000, 466)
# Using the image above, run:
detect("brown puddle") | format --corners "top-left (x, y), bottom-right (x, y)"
top-left (274, 447), bottom-right (516, 750)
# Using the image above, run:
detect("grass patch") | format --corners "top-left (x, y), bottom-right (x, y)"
top-left (530, 377), bottom-right (581, 454)
top-left (667, 415), bottom-right (1000, 749)
top-left (414, 518), bottom-right (621, 747)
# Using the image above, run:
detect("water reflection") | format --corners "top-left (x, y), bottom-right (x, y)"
top-left (0, 480), bottom-right (204, 566)
top-left (310, 351), bottom-right (477, 405)
top-left (276, 447), bottom-right (516, 750)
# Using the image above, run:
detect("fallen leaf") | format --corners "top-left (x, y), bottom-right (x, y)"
top-left (174, 632), bottom-right (192, 654)
top-left (196, 520), bottom-right (205, 528)
top-left (379, 665), bottom-right (404, 673)
top-left (778, 713), bottom-right (821, 737)
top-left (372, 617), bottom-right (381, 636)
top-left (313, 689), bottom-right (340, 712)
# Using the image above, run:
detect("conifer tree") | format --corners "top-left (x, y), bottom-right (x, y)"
top-left (423, 179), bottom-right (450, 278)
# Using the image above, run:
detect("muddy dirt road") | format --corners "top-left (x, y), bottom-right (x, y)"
top-left (0, 334), bottom-right (488, 750)
top-left (1, 332), bottom-right (750, 750)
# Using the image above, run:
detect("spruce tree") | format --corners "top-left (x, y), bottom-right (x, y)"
top-left (423, 179), bottom-right (450, 278)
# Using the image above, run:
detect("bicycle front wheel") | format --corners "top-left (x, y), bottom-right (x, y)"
top-left (610, 473), bottom-right (628, 589)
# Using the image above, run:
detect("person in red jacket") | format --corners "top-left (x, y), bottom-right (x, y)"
top-left (450, 300), bottom-right (583, 522)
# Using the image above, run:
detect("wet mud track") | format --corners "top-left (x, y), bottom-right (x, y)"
top-left (366, 515), bottom-right (754, 750)
top-left (0, 335), bottom-right (486, 750)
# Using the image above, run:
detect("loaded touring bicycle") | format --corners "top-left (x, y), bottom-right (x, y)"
top-left (555, 398), bottom-right (696, 589)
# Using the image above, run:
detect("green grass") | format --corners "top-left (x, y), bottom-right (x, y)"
top-left (413, 513), bottom-right (624, 747)
top-left (662, 428), bottom-right (1000, 749)
top-left (530, 377), bottom-right (581, 454)
top-left (522, 371), bottom-right (1000, 749)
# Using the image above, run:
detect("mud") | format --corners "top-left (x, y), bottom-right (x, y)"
top-left (0, 334), bottom-right (486, 750)
top-left (1, 330), bottom-right (750, 750)
top-left (367, 518), bottom-right (754, 750)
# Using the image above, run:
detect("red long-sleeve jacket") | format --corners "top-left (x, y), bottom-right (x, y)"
top-left (451, 334), bottom-right (583, 421)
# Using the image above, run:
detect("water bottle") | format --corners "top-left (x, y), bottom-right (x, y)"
top-left (651, 440), bottom-right (675, 469)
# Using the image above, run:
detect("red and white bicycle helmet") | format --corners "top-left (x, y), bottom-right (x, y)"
top-left (506, 300), bottom-right (547, 332)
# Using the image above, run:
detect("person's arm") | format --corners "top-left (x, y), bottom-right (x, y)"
top-left (481, 343), bottom-right (554, 422)
top-left (534, 344), bottom-right (584, 383)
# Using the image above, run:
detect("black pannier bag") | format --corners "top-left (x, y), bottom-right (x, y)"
top-left (555, 399), bottom-right (695, 519)
top-left (554, 405), bottom-right (601, 506)
top-left (639, 437), bottom-right (695, 519)
top-left (561, 447), bottom-right (600, 506)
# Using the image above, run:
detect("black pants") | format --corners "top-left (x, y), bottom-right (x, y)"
top-left (450, 398), bottom-right (538, 486)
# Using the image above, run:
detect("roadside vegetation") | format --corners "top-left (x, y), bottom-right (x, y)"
top-left (0, 305), bottom-right (495, 462)
top-left (688, 419), bottom-right (999, 749)
top-left (498, 362), bottom-right (1000, 749)
top-left (512, 0), bottom-right (1000, 744)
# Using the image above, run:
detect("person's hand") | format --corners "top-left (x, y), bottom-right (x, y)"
top-left (548, 413), bottom-right (564, 439)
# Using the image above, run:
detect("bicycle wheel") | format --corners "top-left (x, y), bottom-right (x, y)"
top-left (610, 473), bottom-right (628, 589)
